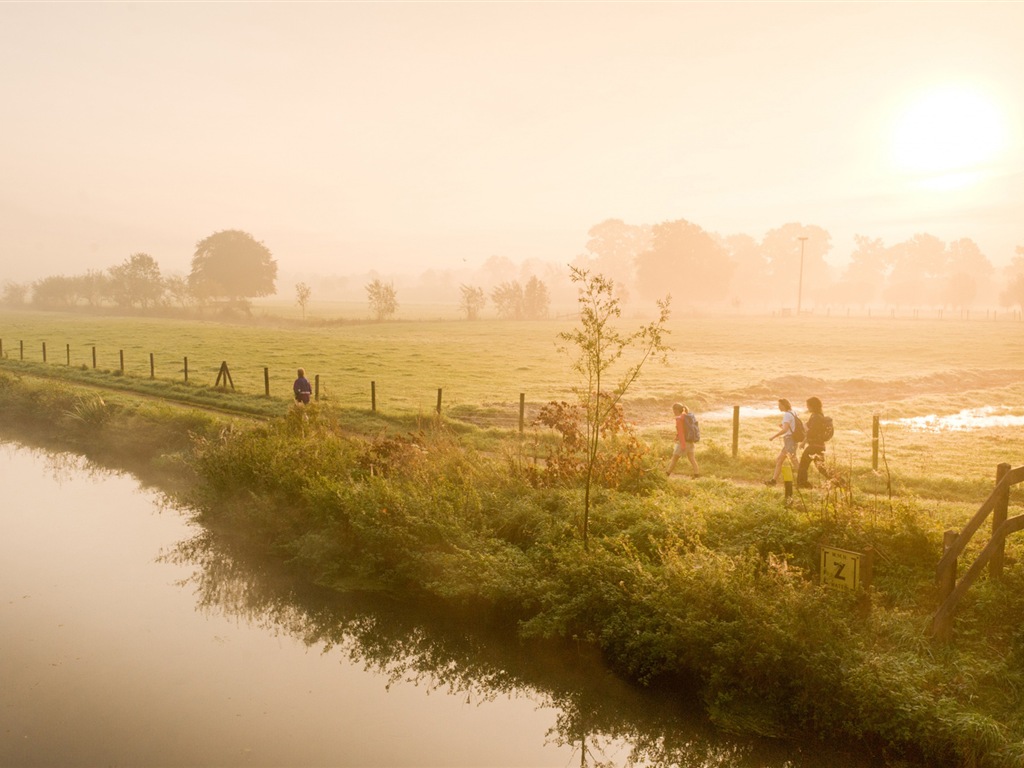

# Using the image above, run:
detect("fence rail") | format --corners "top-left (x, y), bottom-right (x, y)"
top-left (932, 462), bottom-right (1024, 641)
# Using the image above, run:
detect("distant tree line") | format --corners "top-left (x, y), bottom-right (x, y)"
top-left (571, 218), bottom-right (1024, 312)
top-left (5, 219), bottom-right (1024, 318)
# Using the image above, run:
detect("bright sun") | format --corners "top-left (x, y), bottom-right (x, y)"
top-left (890, 85), bottom-right (1008, 189)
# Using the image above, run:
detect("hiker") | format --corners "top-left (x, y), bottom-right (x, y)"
top-left (797, 396), bottom-right (829, 488)
top-left (293, 368), bottom-right (312, 404)
top-left (766, 398), bottom-right (798, 486)
top-left (667, 402), bottom-right (700, 477)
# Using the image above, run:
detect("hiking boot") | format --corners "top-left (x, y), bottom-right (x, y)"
top-left (764, 478), bottom-right (776, 487)
top-left (797, 481), bottom-right (813, 489)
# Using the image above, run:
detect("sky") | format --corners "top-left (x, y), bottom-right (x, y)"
top-left (2, 1), bottom-right (1023, 287)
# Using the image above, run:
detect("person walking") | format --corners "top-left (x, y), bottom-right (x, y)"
top-left (765, 398), bottom-right (797, 486)
top-left (797, 396), bottom-right (828, 488)
top-left (293, 368), bottom-right (312, 404)
top-left (667, 402), bottom-right (700, 477)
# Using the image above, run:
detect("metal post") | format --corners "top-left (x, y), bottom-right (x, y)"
top-left (797, 235), bottom-right (808, 316)
top-left (871, 414), bottom-right (880, 470)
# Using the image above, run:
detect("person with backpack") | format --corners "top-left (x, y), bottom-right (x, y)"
top-left (667, 402), bottom-right (700, 478)
top-left (765, 398), bottom-right (799, 486)
top-left (797, 396), bottom-right (832, 488)
top-left (293, 367), bottom-right (312, 404)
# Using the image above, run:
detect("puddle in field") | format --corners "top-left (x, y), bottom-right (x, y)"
top-left (887, 407), bottom-right (1024, 432)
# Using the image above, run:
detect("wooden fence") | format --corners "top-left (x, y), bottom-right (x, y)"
top-left (932, 462), bottom-right (1024, 641)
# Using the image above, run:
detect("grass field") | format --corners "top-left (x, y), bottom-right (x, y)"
top-left (2, 307), bottom-right (1023, 500)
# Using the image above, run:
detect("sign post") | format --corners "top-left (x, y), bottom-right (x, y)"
top-left (820, 546), bottom-right (864, 591)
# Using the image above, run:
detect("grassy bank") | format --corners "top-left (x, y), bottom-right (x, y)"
top-left (2, 368), bottom-right (1022, 766)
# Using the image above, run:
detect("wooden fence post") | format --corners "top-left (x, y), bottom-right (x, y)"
top-left (314, 374), bottom-right (319, 401)
top-left (119, 350), bottom-right (124, 374)
top-left (519, 393), bottom-right (526, 434)
top-left (215, 361), bottom-right (234, 390)
top-left (0, 339), bottom-right (4, 358)
top-left (871, 414), bottom-right (880, 470)
top-left (150, 353), bottom-right (155, 379)
top-left (264, 367), bottom-right (270, 396)
top-left (20, 340), bottom-right (24, 360)
top-left (935, 529), bottom-right (959, 641)
top-left (184, 356), bottom-right (188, 383)
top-left (732, 405), bottom-right (740, 458)
top-left (42, 341), bottom-right (46, 362)
top-left (371, 380), bottom-right (376, 412)
top-left (92, 346), bottom-right (96, 369)
top-left (436, 388), bottom-right (442, 415)
top-left (991, 463), bottom-right (1011, 579)
top-left (66, 344), bottom-right (70, 366)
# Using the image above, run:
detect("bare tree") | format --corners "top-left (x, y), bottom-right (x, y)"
top-left (295, 282), bottom-right (312, 320)
top-left (366, 279), bottom-right (398, 321)
top-left (459, 284), bottom-right (486, 320)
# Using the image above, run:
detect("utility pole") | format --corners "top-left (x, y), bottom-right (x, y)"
top-left (797, 236), bottom-right (808, 316)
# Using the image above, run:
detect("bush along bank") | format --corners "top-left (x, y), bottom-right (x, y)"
top-left (2, 371), bottom-right (1021, 767)
top-left (183, 402), bottom-right (1023, 767)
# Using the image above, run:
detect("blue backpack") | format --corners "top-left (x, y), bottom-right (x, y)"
top-left (683, 412), bottom-right (700, 443)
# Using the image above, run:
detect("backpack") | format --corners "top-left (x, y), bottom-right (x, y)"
top-left (822, 415), bottom-right (834, 442)
top-left (683, 412), bottom-right (700, 443)
top-left (791, 413), bottom-right (805, 443)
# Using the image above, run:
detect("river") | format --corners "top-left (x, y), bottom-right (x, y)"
top-left (0, 441), bottom-right (879, 767)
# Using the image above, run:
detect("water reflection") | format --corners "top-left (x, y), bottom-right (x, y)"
top-left (165, 531), bottom-right (869, 768)
top-left (1, 440), bottom-right (875, 767)
top-left (886, 406), bottom-right (1024, 432)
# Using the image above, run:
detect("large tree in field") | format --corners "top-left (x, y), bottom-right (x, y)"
top-left (635, 218), bottom-right (733, 304)
top-left (188, 230), bottom-right (277, 302)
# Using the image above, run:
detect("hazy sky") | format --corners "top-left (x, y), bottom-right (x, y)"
top-left (2, 1), bottom-right (1022, 285)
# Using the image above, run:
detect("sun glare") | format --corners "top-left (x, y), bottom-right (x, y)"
top-left (890, 85), bottom-right (1007, 189)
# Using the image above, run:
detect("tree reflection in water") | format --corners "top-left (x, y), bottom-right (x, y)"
top-left (164, 531), bottom-right (866, 768)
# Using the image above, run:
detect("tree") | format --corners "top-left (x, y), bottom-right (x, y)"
top-left (635, 218), bottom-right (733, 304)
top-left (522, 276), bottom-right (551, 319)
top-left (459, 284), bottom-right (486, 320)
top-left (491, 281), bottom-right (524, 319)
top-left (574, 218), bottom-right (653, 300)
top-left (836, 235), bottom-right (888, 308)
top-left (31, 275), bottom-right (76, 308)
top-left (295, 282), bottom-right (312, 320)
top-left (1000, 248), bottom-right (1024, 311)
top-left (366, 279), bottom-right (398, 321)
top-left (108, 253), bottom-right (163, 309)
top-left (884, 233), bottom-right (946, 308)
top-left (1, 281), bottom-right (28, 307)
top-left (188, 230), bottom-right (277, 302)
top-left (943, 238), bottom-right (993, 309)
top-left (558, 266), bottom-right (671, 549)
top-left (163, 275), bottom-right (194, 309)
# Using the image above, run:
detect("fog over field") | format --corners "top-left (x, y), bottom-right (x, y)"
top-left (1, 2), bottom-right (1023, 312)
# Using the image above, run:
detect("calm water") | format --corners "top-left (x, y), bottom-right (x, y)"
top-left (0, 442), bottom-right (877, 768)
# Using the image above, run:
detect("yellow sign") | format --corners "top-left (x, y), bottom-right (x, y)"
top-left (820, 546), bottom-right (862, 591)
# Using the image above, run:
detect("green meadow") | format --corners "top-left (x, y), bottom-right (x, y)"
top-left (2, 307), bottom-right (1022, 494)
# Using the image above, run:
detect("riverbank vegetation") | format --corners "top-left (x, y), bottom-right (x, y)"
top-left (2, 309), bottom-right (1023, 765)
